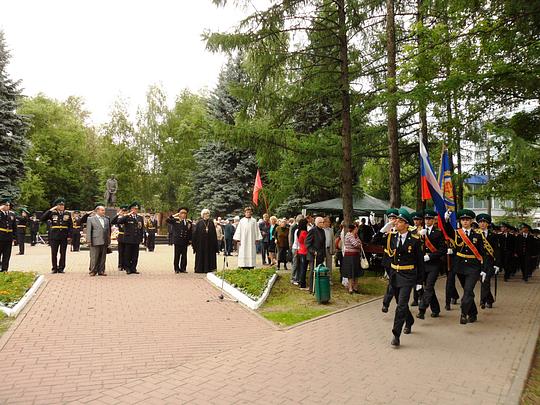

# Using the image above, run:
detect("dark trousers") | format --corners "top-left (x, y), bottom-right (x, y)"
top-left (261, 241), bottom-right (269, 264)
top-left (224, 238), bottom-right (233, 255)
top-left (89, 245), bottom-right (107, 275)
top-left (168, 232), bottom-right (173, 245)
top-left (297, 254), bottom-right (308, 288)
top-left (413, 288), bottom-right (420, 304)
top-left (117, 241), bottom-right (125, 270)
top-left (456, 272), bottom-right (479, 317)
top-left (0, 240), bottom-right (13, 272)
top-left (146, 233), bottom-right (156, 252)
top-left (480, 271), bottom-right (495, 305)
top-left (124, 243), bottom-right (139, 274)
top-left (419, 269), bottom-right (440, 314)
top-left (174, 244), bottom-right (188, 273)
top-left (31, 232), bottom-right (37, 246)
top-left (502, 255), bottom-right (514, 281)
top-left (392, 284), bottom-right (414, 338)
top-left (308, 253), bottom-right (325, 293)
top-left (16, 232), bottom-right (25, 254)
top-left (383, 271), bottom-right (394, 308)
top-left (71, 232), bottom-right (81, 251)
top-left (519, 257), bottom-right (532, 281)
top-left (50, 239), bottom-right (68, 272)
top-left (445, 269), bottom-right (460, 306)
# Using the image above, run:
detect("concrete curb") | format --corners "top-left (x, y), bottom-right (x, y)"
top-left (207, 272), bottom-right (278, 310)
top-left (0, 274), bottom-right (45, 317)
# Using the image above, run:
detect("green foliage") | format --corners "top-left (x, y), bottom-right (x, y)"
top-left (216, 267), bottom-right (276, 299)
top-left (0, 271), bottom-right (37, 308)
top-left (0, 30), bottom-right (29, 200)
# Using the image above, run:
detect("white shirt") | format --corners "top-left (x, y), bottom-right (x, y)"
top-left (97, 215), bottom-right (105, 228)
top-left (426, 225), bottom-right (433, 235)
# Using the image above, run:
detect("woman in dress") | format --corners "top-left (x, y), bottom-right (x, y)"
top-left (341, 224), bottom-right (364, 294)
top-left (192, 209), bottom-right (218, 273)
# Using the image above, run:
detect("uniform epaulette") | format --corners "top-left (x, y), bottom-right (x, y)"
top-left (411, 233), bottom-right (420, 239)
top-left (408, 225), bottom-right (416, 231)
top-left (474, 229), bottom-right (483, 235)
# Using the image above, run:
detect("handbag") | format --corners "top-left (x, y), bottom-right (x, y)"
top-left (360, 243), bottom-right (370, 269)
top-left (106, 247), bottom-right (113, 254)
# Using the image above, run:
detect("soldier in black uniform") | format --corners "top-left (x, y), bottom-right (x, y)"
top-left (167, 208), bottom-right (192, 273)
top-left (71, 211), bottom-right (82, 252)
top-left (111, 205), bottom-right (128, 271)
top-left (499, 222), bottom-right (516, 281)
top-left (378, 209), bottom-right (398, 313)
top-left (443, 209), bottom-right (485, 325)
top-left (117, 202), bottom-right (144, 274)
top-left (477, 214), bottom-right (501, 308)
top-left (40, 198), bottom-right (73, 274)
top-left (373, 208), bottom-right (424, 347)
top-left (417, 209), bottom-right (446, 319)
top-left (15, 208), bottom-right (30, 255)
top-left (145, 214), bottom-right (158, 252)
top-left (0, 199), bottom-right (17, 272)
top-left (29, 213), bottom-right (40, 246)
top-left (515, 223), bottom-right (536, 282)
top-left (410, 211), bottom-right (424, 307)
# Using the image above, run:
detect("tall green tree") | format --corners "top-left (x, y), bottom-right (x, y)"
top-left (0, 30), bottom-right (29, 200)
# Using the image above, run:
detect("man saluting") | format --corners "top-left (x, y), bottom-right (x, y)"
top-left (0, 199), bottom-right (17, 272)
top-left (41, 198), bottom-right (73, 274)
top-left (373, 208), bottom-right (424, 347)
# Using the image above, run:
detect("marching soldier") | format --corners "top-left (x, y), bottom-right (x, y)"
top-left (15, 208), bottom-right (30, 255)
top-left (117, 202), bottom-right (144, 275)
top-left (0, 199), bottom-right (17, 272)
top-left (443, 209), bottom-right (485, 325)
top-left (410, 211), bottom-right (424, 307)
top-left (40, 198), bottom-right (73, 274)
top-left (167, 208), bottom-right (192, 273)
top-left (477, 214), bottom-right (501, 308)
top-left (29, 213), bottom-right (40, 246)
top-left (111, 205), bottom-right (128, 271)
top-left (145, 214), bottom-right (158, 252)
top-left (71, 211), bottom-right (82, 252)
top-left (499, 222), bottom-right (516, 282)
top-left (417, 209), bottom-right (446, 319)
top-left (515, 223), bottom-right (536, 282)
top-left (376, 208), bottom-right (398, 313)
top-left (373, 208), bottom-right (424, 347)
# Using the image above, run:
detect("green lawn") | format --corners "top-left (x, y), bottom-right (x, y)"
top-left (0, 271), bottom-right (37, 308)
top-left (521, 333), bottom-right (540, 404)
top-left (259, 269), bottom-right (387, 327)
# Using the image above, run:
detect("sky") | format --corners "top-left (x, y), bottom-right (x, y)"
top-left (1, 0), bottom-right (255, 125)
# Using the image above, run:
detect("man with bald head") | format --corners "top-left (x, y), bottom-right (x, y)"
top-left (87, 204), bottom-right (111, 276)
top-left (305, 216), bottom-right (327, 292)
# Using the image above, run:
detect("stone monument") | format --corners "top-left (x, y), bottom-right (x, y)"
top-left (104, 175), bottom-right (118, 207)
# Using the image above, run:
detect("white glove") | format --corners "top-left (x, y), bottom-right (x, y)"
top-left (444, 210), bottom-right (451, 222)
top-left (419, 228), bottom-right (427, 236)
top-left (424, 254), bottom-right (430, 262)
top-left (380, 221), bottom-right (393, 234)
top-left (447, 248), bottom-right (453, 255)
top-left (416, 284), bottom-right (423, 291)
top-left (481, 271), bottom-right (487, 282)
top-left (494, 266), bottom-right (500, 274)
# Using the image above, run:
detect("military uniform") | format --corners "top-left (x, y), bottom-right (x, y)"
top-left (443, 209), bottom-right (485, 324)
top-left (167, 210), bottom-right (192, 273)
top-left (499, 223), bottom-right (516, 281)
top-left (0, 201), bottom-right (17, 272)
top-left (29, 216), bottom-right (40, 246)
top-left (378, 209), bottom-right (398, 313)
top-left (515, 223), bottom-right (536, 282)
top-left (373, 209), bottom-right (424, 346)
top-left (40, 199), bottom-right (73, 273)
top-left (417, 210), bottom-right (446, 318)
top-left (145, 216), bottom-right (158, 252)
top-left (477, 214), bottom-right (501, 308)
top-left (117, 202), bottom-right (144, 274)
top-left (71, 212), bottom-right (82, 252)
top-left (15, 210), bottom-right (29, 255)
top-left (111, 206), bottom-right (128, 271)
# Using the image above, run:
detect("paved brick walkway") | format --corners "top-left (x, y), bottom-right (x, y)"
top-left (1, 245), bottom-right (539, 404)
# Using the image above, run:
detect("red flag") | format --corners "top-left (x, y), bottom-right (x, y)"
top-left (252, 170), bottom-right (263, 205)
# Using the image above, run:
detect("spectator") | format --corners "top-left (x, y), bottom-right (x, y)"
top-left (259, 213), bottom-right (270, 265)
top-left (296, 219), bottom-right (309, 290)
top-left (223, 218), bottom-right (235, 256)
top-left (274, 219), bottom-right (289, 270)
top-left (306, 217), bottom-right (327, 292)
top-left (341, 224), bottom-right (363, 294)
top-left (268, 216), bottom-right (278, 266)
top-left (289, 214), bottom-right (303, 284)
top-left (323, 216), bottom-right (335, 283)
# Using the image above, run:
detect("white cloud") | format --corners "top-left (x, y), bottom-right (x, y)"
top-left (1, 0), bottom-right (252, 124)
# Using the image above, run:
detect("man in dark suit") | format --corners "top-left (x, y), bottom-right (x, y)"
top-left (417, 209), bottom-right (446, 319)
top-left (40, 198), bottom-right (73, 274)
top-left (29, 213), bottom-right (40, 246)
top-left (15, 208), bottom-right (29, 255)
top-left (117, 202), bottom-right (144, 275)
top-left (86, 204), bottom-right (111, 276)
top-left (0, 199), bottom-right (17, 272)
top-left (373, 208), bottom-right (424, 347)
top-left (166, 208), bottom-right (192, 273)
top-left (305, 217), bottom-right (327, 292)
top-left (499, 222), bottom-right (516, 281)
top-left (477, 214), bottom-right (501, 308)
top-left (111, 205), bottom-right (128, 271)
top-left (515, 223), bottom-right (536, 282)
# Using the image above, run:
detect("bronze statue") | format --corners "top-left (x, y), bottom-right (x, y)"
top-left (104, 175), bottom-right (118, 207)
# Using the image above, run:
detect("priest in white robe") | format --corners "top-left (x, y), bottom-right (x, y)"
top-left (233, 207), bottom-right (263, 269)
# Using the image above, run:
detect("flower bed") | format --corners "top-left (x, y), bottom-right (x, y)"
top-left (0, 272), bottom-right (44, 317)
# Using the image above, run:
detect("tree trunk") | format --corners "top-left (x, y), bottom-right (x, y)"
top-left (416, 0), bottom-right (428, 211)
top-left (337, 0), bottom-right (354, 226)
top-left (386, 0), bottom-right (401, 208)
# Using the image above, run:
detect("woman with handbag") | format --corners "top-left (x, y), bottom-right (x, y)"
top-left (341, 224), bottom-right (365, 294)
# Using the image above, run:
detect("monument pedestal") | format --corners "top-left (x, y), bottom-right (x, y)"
top-left (105, 207), bottom-right (118, 220)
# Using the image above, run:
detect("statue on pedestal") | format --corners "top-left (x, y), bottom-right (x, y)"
top-left (104, 175), bottom-right (118, 207)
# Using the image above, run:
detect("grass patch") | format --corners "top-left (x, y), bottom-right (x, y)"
top-left (216, 267), bottom-right (276, 300)
top-left (521, 333), bottom-right (540, 404)
top-left (0, 311), bottom-right (13, 338)
top-left (0, 271), bottom-right (37, 308)
top-left (259, 269), bottom-right (387, 327)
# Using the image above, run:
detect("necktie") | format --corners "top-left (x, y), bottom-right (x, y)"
top-left (397, 235), bottom-right (402, 249)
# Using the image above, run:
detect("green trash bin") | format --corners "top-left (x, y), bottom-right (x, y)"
top-left (314, 264), bottom-right (331, 304)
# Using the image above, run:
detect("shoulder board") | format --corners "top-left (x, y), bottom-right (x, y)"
top-left (474, 229), bottom-right (483, 235)
top-left (408, 226), bottom-right (416, 232)
top-left (411, 233), bottom-right (420, 239)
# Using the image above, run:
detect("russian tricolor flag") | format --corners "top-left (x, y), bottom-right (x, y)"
top-left (420, 139), bottom-right (457, 231)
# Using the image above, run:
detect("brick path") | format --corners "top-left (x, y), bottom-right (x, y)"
top-left (1, 245), bottom-right (539, 404)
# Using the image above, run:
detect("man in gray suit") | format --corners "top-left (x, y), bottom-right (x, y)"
top-left (87, 205), bottom-right (111, 276)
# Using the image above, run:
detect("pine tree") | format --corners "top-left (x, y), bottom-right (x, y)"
top-left (0, 30), bottom-right (29, 200)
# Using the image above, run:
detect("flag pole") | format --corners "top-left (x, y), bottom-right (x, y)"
top-left (261, 189), bottom-right (269, 215)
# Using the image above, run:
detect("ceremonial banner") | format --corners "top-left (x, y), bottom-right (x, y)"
top-left (252, 170), bottom-right (263, 206)
top-left (437, 146), bottom-right (457, 230)
top-left (419, 139), bottom-right (447, 220)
